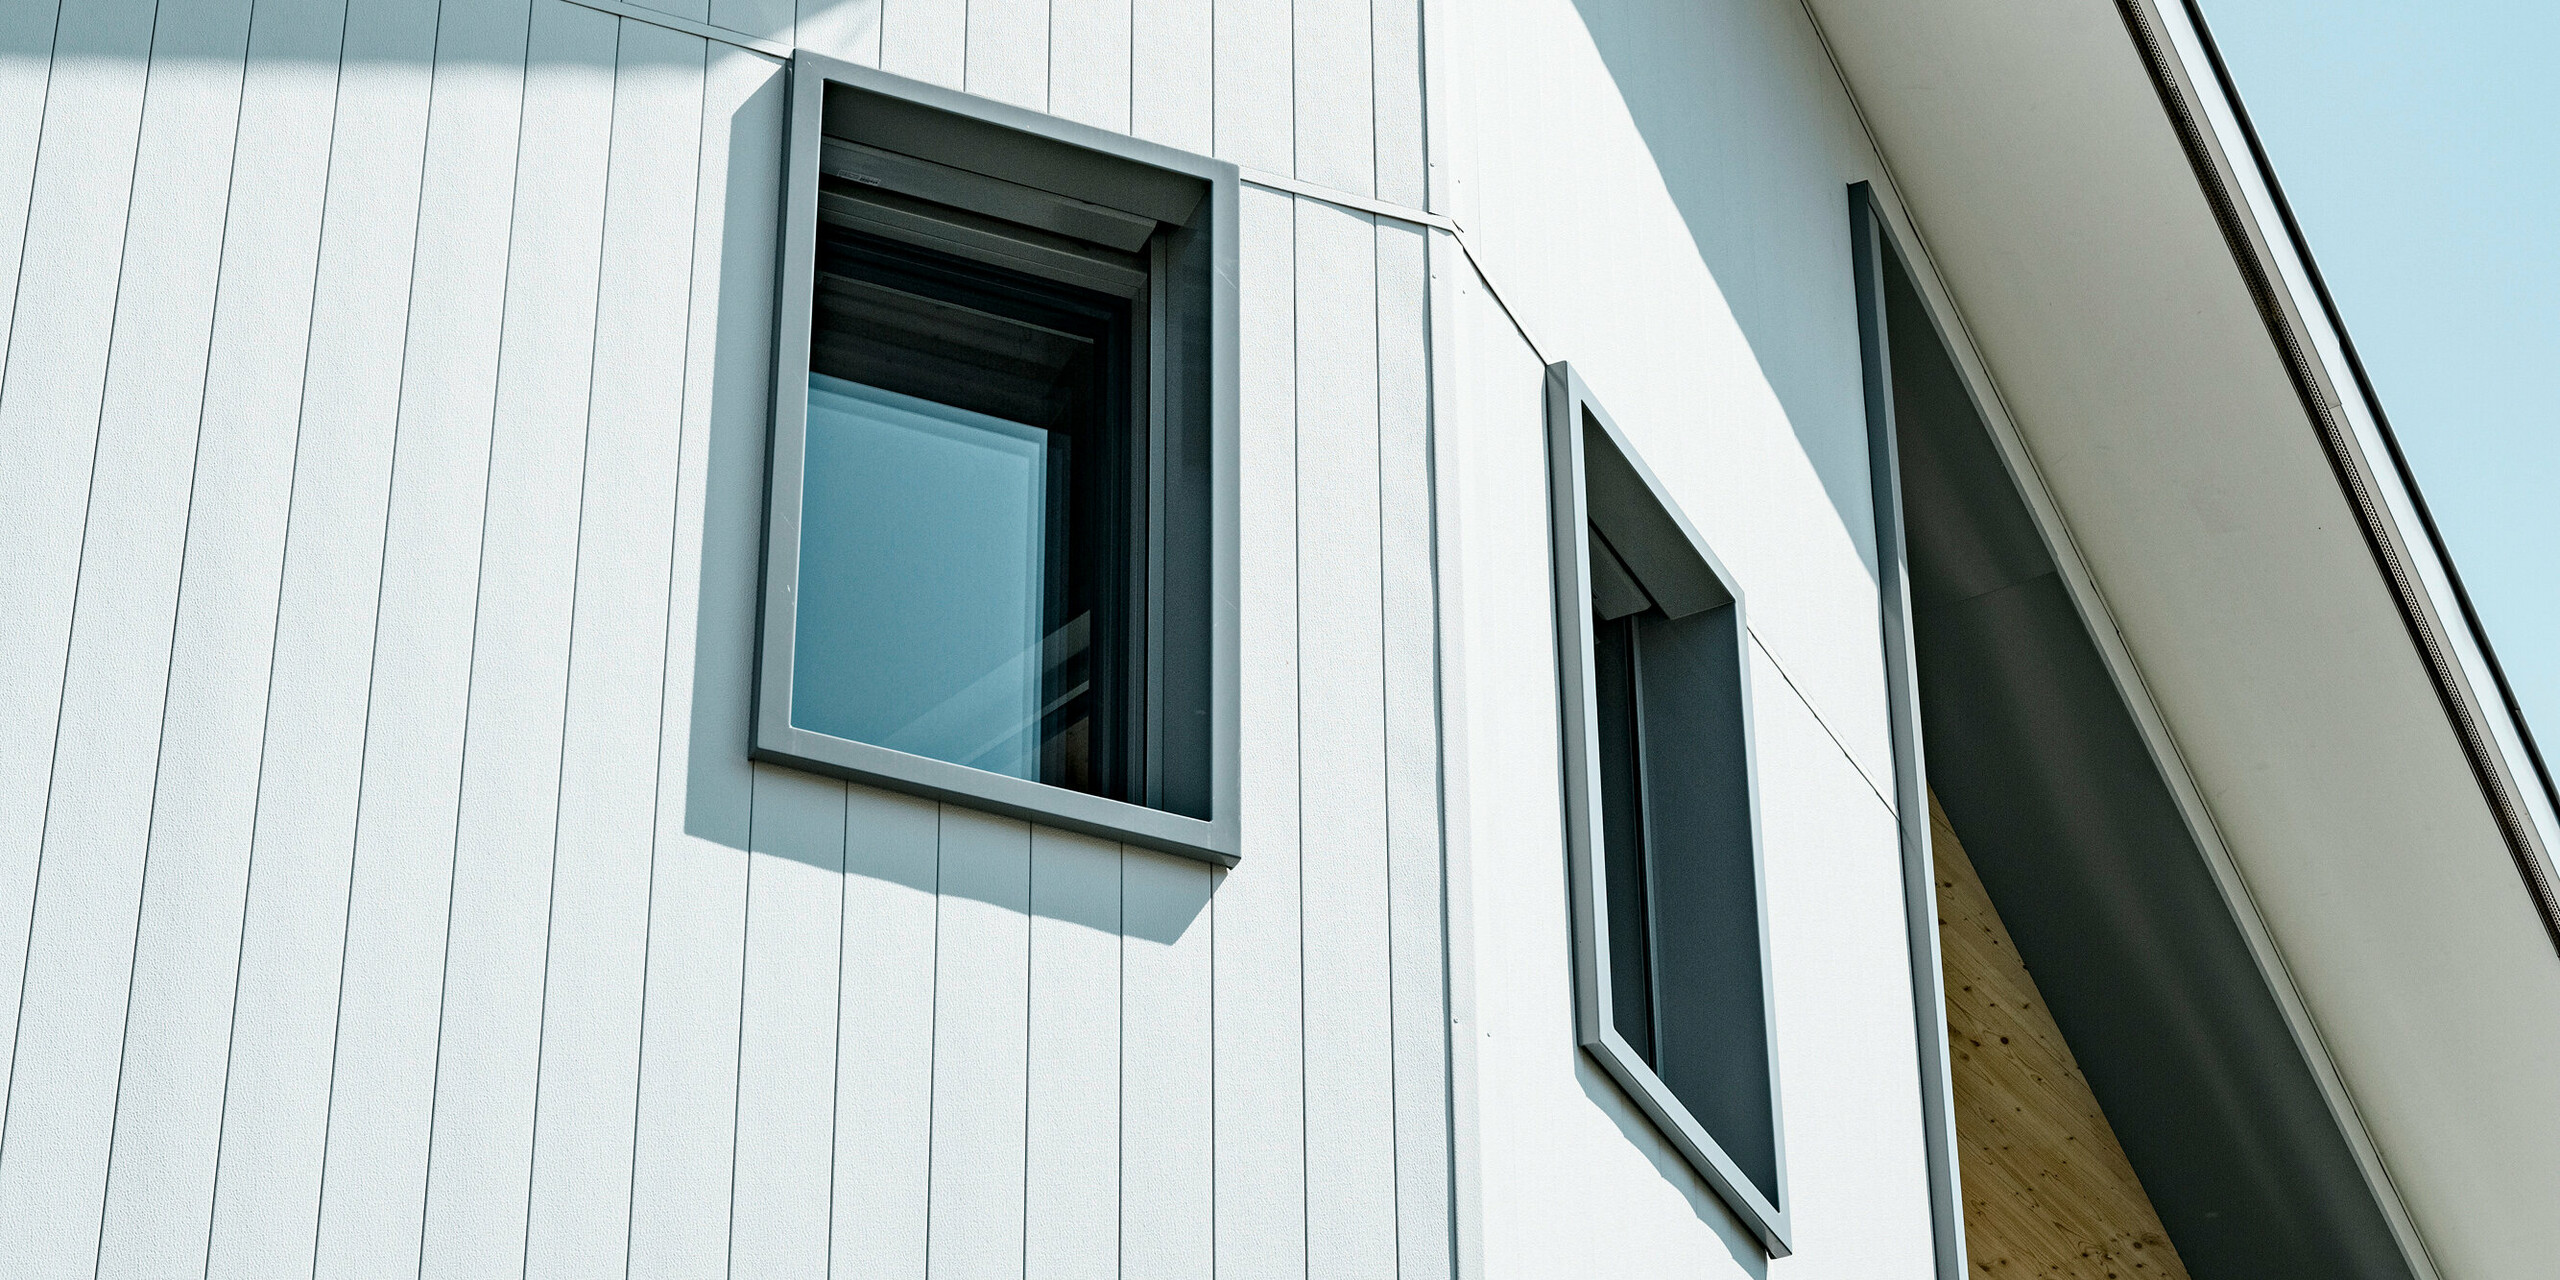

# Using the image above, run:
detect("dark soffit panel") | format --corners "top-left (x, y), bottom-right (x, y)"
top-left (1885, 250), bottom-right (2413, 1280)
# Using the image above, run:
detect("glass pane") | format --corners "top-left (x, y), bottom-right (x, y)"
top-left (793, 375), bottom-right (1055, 780)
top-left (1632, 602), bottom-right (1778, 1203)
top-left (794, 221), bottom-right (1143, 802)
top-left (1592, 607), bottom-right (1657, 1064)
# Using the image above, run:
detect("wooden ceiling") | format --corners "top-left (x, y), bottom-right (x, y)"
top-left (1933, 793), bottom-right (2190, 1280)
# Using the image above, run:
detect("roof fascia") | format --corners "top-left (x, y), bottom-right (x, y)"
top-left (2112, 0), bottom-right (2560, 952)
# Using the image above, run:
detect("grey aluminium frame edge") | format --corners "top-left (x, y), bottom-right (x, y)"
top-left (752, 51), bottom-right (1245, 867)
top-left (1848, 181), bottom-right (1969, 1280)
top-left (1544, 361), bottom-right (1792, 1258)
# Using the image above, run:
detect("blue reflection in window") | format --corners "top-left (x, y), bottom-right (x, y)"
top-left (793, 374), bottom-right (1052, 779)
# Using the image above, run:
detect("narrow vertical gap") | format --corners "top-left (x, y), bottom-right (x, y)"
top-left (1368, 217), bottom-right (1404, 1276)
top-left (722, 764), bottom-right (756, 1279)
top-left (821, 785), bottom-right (850, 1277)
top-left (917, 804), bottom-right (947, 1277)
top-left (1287, 192), bottom-right (1312, 1274)
top-left (1017, 827), bottom-right (1034, 1272)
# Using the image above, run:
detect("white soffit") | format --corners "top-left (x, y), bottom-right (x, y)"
top-left (1800, 0), bottom-right (2560, 1275)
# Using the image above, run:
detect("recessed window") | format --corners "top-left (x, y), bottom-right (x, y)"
top-left (757, 56), bottom-right (1239, 865)
top-left (1546, 363), bottom-right (1788, 1254)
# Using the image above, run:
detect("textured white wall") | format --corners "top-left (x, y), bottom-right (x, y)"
top-left (1428, 0), bottom-right (1941, 1275)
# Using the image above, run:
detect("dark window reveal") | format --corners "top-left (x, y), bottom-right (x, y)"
top-left (1547, 362), bottom-right (1788, 1255)
top-left (757, 57), bottom-right (1237, 865)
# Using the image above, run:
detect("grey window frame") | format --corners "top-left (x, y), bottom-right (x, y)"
top-left (1546, 361), bottom-right (1791, 1254)
top-left (754, 53), bottom-right (1242, 866)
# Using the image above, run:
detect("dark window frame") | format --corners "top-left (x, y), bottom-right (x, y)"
top-left (755, 53), bottom-right (1241, 866)
top-left (1545, 361), bottom-right (1790, 1254)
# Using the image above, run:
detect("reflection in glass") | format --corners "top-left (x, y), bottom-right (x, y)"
top-left (790, 219), bottom-right (1138, 799)
top-left (793, 376), bottom-right (1058, 779)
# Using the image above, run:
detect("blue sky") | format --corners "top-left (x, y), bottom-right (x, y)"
top-left (2199, 1), bottom-right (2559, 749)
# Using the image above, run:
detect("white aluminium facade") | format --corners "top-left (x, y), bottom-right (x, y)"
top-left (5, 0), bottom-right (2552, 1278)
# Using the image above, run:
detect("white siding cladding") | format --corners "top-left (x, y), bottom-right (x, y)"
top-left (0, 5), bottom-right (1448, 1280)
top-left (0, 0), bottom-right (1948, 1274)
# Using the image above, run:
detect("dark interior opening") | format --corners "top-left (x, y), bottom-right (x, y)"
top-left (1871, 222), bottom-right (2415, 1280)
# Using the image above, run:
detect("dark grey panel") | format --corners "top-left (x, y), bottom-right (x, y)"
top-left (824, 83), bottom-right (1206, 226)
top-left (1882, 243), bottom-right (2415, 1280)
top-left (1637, 602), bottom-right (1778, 1204)
top-left (1589, 527), bottom-right (1655, 622)
top-left (1883, 261), bottom-right (2053, 612)
top-left (1154, 210), bottom-right (1218, 821)
top-left (821, 137), bottom-right (1161, 251)
top-left (1582, 413), bottom-right (1733, 618)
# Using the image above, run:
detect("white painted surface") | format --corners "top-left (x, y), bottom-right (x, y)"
top-left (202, 4), bottom-right (414, 1273)
top-left (417, 9), bottom-right (618, 1275)
top-left (1444, 0), bottom-right (1899, 800)
top-left (513, 19), bottom-right (706, 1279)
top-left (1024, 829), bottom-right (1122, 1280)
top-left (1214, 182), bottom-right (1308, 1280)
top-left (0, 0), bottom-right (157, 1145)
top-left (102, 0), bottom-right (382, 1267)
top-left (926, 809), bottom-right (1034, 1279)
top-left (0, 4), bottom-right (251, 1270)
top-left (1428, 1), bottom-right (1944, 1273)
top-left (312, 2), bottom-right (532, 1270)
top-left (614, 37), bottom-right (780, 1280)
top-left (1436, 250), bottom-right (1938, 1279)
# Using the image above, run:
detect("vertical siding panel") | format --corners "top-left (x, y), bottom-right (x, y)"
top-left (197, 3), bottom-right (420, 1274)
top-left (1375, 219), bottom-right (1451, 1280)
top-left (517, 20), bottom-right (709, 1280)
top-left (1048, 0), bottom-right (1129, 132)
top-left (1294, 199), bottom-right (1399, 1277)
top-left (412, 6), bottom-right (617, 1277)
top-left (965, 0), bottom-right (1047, 109)
top-left (1291, 0), bottom-right (1374, 195)
top-left (0, 0), bottom-right (155, 1125)
top-left (831, 787), bottom-right (938, 1280)
top-left (617, 41), bottom-right (783, 1280)
top-left (1423, 231), bottom-right (1486, 1280)
top-left (1025, 828), bottom-right (1121, 1280)
top-left (880, 0), bottom-right (965, 89)
top-left (1370, 0), bottom-right (1426, 208)
top-left (793, 0), bottom-right (877, 69)
top-left (0, 0), bottom-right (62, 372)
top-left (925, 810), bottom-right (1035, 1279)
top-left (1214, 183), bottom-right (1307, 1280)
top-left (1129, 0), bottom-right (1208, 153)
top-left (714, 0), bottom-right (795, 47)
top-left (0, 5), bottom-right (250, 1269)
top-left (1119, 849), bottom-right (1214, 1280)
top-left (629, 0), bottom-right (714, 29)
top-left (311, 1), bottom-right (534, 1273)
top-left (106, 3), bottom-right (430, 1273)
top-left (729, 765), bottom-right (846, 1276)
top-left (1212, 0), bottom-right (1291, 172)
